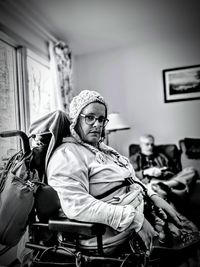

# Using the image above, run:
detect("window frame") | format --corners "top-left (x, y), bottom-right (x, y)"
top-left (0, 31), bottom-right (27, 132)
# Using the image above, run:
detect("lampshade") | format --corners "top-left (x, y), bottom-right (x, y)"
top-left (106, 113), bottom-right (130, 132)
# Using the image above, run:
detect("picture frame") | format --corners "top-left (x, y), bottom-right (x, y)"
top-left (26, 49), bottom-right (53, 124)
top-left (163, 65), bottom-right (200, 103)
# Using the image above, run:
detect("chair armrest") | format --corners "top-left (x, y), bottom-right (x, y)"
top-left (48, 217), bottom-right (106, 237)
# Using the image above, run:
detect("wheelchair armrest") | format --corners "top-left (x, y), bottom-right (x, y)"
top-left (48, 217), bottom-right (106, 237)
top-left (29, 218), bottom-right (106, 256)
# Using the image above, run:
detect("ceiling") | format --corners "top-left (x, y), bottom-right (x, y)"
top-left (3, 0), bottom-right (200, 55)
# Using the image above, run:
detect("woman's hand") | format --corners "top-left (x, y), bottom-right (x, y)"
top-left (138, 218), bottom-right (158, 250)
top-left (151, 194), bottom-right (182, 227)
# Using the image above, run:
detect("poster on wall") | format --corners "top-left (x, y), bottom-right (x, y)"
top-left (163, 65), bottom-right (200, 103)
top-left (27, 50), bottom-right (53, 124)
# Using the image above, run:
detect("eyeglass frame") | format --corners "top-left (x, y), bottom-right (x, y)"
top-left (80, 114), bottom-right (109, 126)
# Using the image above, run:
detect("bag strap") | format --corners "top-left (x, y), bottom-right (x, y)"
top-left (95, 177), bottom-right (147, 200)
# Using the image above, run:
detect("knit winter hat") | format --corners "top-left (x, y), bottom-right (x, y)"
top-left (69, 90), bottom-right (108, 142)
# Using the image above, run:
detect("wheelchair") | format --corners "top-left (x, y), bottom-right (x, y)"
top-left (1, 110), bottom-right (200, 267)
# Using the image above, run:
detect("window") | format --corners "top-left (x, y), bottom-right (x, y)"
top-left (0, 32), bottom-right (55, 170)
top-left (0, 34), bottom-right (25, 169)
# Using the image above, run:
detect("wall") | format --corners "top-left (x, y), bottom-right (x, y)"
top-left (74, 38), bottom-right (200, 157)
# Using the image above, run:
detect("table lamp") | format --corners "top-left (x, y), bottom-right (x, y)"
top-left (105, 112), bottom-right (130, 145)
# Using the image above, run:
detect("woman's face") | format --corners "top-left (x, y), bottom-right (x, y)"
top-left (76, 102), bottom-right (107, 147)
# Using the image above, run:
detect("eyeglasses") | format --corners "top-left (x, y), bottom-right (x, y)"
top-left (80, 114), bottom-right (109, 126)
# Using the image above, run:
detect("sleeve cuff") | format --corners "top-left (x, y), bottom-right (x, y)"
top-left (147, 186), bottom-right (157, 197)
top-left (116, 205), bottom-right (144, 232)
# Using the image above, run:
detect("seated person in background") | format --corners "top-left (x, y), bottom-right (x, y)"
top-left (129, 134), bottom-right (197, 201)
top-left (47, 90), bottom-right (199, 263)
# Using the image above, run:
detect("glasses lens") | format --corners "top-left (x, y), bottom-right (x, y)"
top-left (85, 115), bottom-right (96, 125)
top-left (83, 114), bottom-right (108, 126)
top-left (98, 116), bottom-right (106, 124)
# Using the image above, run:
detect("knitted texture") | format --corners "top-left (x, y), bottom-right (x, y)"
top-left (69, 90), bottom-right (107, 123)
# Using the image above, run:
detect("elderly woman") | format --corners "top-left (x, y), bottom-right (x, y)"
top-left (47, 90), bottom-right (199, 263)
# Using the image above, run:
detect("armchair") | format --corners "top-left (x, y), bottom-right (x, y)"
top-left (179, 138), bottom-right (200, 226)
top-left (179, 138), bottom-right (200, 176)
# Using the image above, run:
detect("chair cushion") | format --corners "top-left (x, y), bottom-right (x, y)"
top-left (183, 138), bottom-right (200, 159)
top-left (156, 144), bottom-right (182, 173)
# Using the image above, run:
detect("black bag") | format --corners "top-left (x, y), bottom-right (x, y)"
top-left (0, 132), bottom-right (61, 250)
top-left (0, 111), bottom-right (70, 251)
top-left (0, 131), bottom-right (38, 247)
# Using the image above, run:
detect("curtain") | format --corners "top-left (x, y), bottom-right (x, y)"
top-left (49, 40), bottom-right (74, 114)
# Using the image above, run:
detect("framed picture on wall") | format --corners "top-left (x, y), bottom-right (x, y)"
top-left (26, 49), bottom-right (53, 125)
top-left (163, 64), bottom-right (200, 103)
